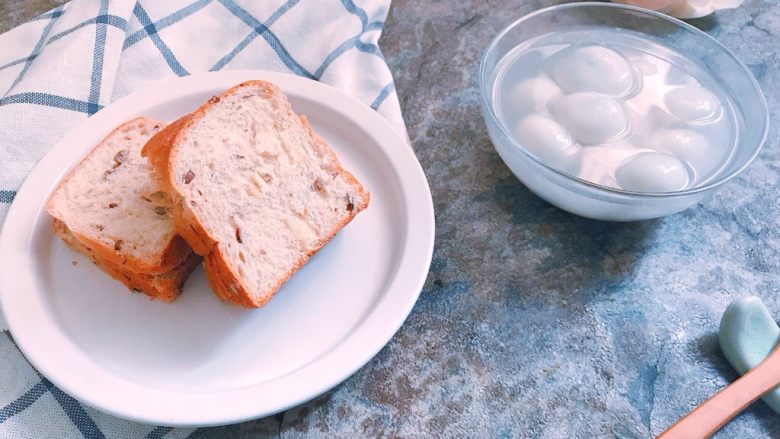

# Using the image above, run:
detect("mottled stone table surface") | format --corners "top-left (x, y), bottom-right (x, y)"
top-left (5, 1), bottom-right (780, 438)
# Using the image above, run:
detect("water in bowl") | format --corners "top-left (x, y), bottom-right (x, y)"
top-left (492, 27), bottom-right (739, 193)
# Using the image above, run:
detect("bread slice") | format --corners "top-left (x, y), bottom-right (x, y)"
top-left (47, 117), bottom-right (197, 301)
top-left (53, 219), bottom-right (199, 302)
top-left (143, 80), bottom-right (369, 307)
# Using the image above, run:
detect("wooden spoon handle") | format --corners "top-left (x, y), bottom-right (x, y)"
top-left (659, 345), bottom-right (780, 439)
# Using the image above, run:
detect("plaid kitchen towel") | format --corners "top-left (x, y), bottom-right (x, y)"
top-left (0, 0), bottom-right (402, 437)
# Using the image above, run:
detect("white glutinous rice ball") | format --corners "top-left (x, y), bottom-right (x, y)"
top-left (549, 92), bottom-right (629, 145)
top-left (509, 76), bottom-right (562, 116)
top-left (549, 45), bottom-right (635, 95)
top-left (632, 57), bottom-right (658, 76)
top-left (513, 113), bottom-right (581, 174)
top-left (664, 86), bottom-right (721, 121)
top-left (615, 152), bottom-right (690, 192)
top-left (651, 128), bottom-right (709, 164)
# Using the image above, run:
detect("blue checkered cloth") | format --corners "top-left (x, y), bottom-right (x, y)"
top-left (0, 0), bottom-right (402, 437)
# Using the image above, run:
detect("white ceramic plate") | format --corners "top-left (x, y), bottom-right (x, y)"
top-left (0, 71), bottom-right (434, 427)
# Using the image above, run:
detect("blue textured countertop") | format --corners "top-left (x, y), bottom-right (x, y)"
top-left (7, 1), bottom-right (780, 437)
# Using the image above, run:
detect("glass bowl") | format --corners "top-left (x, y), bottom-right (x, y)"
top-left (479, 2), bottom-right (768, 221)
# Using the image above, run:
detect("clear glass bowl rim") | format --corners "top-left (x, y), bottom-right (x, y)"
top-left (479, 1), bottom-right (769, 198)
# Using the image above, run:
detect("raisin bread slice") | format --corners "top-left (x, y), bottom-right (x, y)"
top-left (48, 117), bottom-right (197, 300)
top-left (143, 80), bottom-right (369, 307)
top-left (53, 219), bottom-right (199, 302)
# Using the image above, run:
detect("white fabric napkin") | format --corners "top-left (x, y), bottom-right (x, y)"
top-left (0, 0), bottom-right (402, 436)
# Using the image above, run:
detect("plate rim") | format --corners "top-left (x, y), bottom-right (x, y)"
top-left (0, 70), bottom-right (435, 426)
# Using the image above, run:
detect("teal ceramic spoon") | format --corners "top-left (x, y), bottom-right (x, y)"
top-left (719, 296), bottom-right (780, 413)
top-left (659, 296), bottom-right (780, 438)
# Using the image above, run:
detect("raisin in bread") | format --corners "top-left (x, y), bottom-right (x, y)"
top-left (143, 80), bottom-right (369, 307)
top-left (47, 117), bottom-right (197, 301)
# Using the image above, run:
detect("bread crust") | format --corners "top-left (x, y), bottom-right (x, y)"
top-left (142, 80), bottom-right (369, 308)
top-left (47, 117), bottom-right (191, 275)
top-left (142, 116), bottom-right (216, 256)
top-left (53, 219), bottom-right (200, 301)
